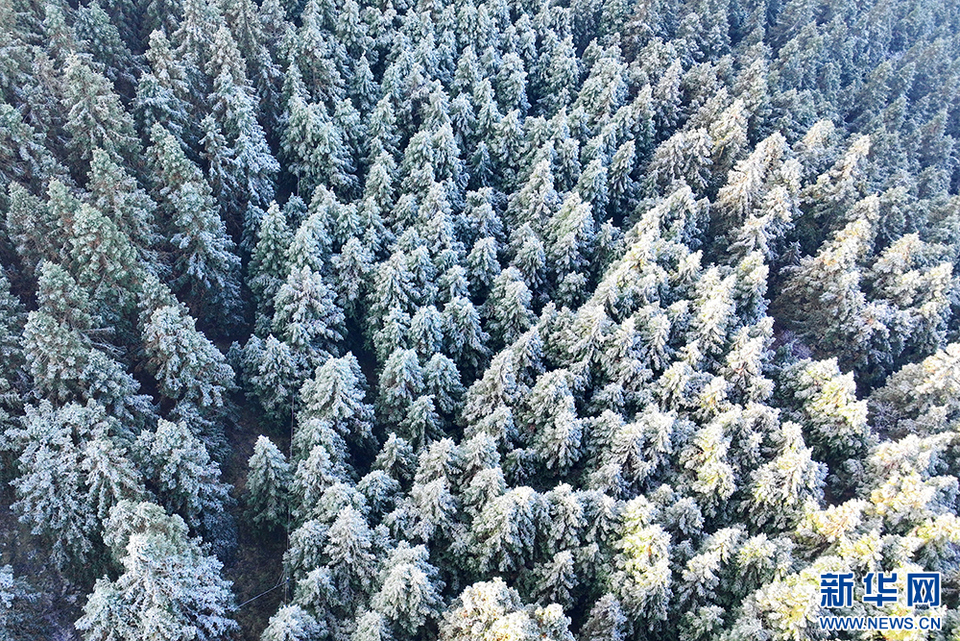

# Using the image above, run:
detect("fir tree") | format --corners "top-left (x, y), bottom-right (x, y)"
top-left (243, 334), bottom-right (303, 423)
top-left (245, 434), bottom-right (291, 529)
top-left (439, 578), bottom-right (574, 641)
top-left (8, 401), bottom-right (99, 575)
top-left (87, 148), bottom-right (160, 262)
top-left (137, 419), bottom-right (232, 534)
top-left (149, 124), bottom-right (242, 321)
top-left (272, 266), bottom-right (345, 366)
top-left (76, 501), bottom-right (238, 641)
top-left (261, 605), bottom-right (325, 641)
top-left (141, 303), bottom-right (236, 419)
top-left (61, 54), bottom-right (139, 172)
top-left (372, 543), bottom-right (444, 635)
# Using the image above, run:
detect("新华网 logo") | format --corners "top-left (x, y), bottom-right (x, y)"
top-left (818, 571), bottom-right (943, 631)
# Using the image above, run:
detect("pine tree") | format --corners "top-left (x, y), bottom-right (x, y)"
top-left (715, 132), bottom-right (786, 229)
top-left (357, 470), bottom-right (400, 518)
top-left (580, 594), bottom-right (630, 641)
top-left (141, 303), bottom-right (236, 419)
top-left (87, 148), bottom-right (160, 262)
top-left (372, 543), bottom-right (444, 635)
top-left (0, 103), bottom-right (64, 193)
top-left (423, 353), bottom-right (465, 416)
top-left (282, 74), bottom-right (355, 196)
top-left (439, 578), bottom-right (575, 641)
top-left (574, 53), bottom-right (627, 127)
top-left (272, 266), bottom-right (345, 366)
top-left (299, 353), bottom-right (374, 443)
top-left (409, 304), bottom-right (444, 359)
top-left (5, 184), bottom-right (57, 275)
top-left (352, 610), bottom-right (395, 641)
top-left (545, 191), bottom-right (596, 277)
top-left (76, 501), bottom-right (238, 641)
top-left (0, 565), bottom-right (42, 641)
top-left (242, 334), bottom-right (304, 423)
top-left (496, 52), bottom-right (529, 114)
top-left (470, 486), bottom-right (544, 573)
top-left (290, 443), bottom-right (349, 522)
top-left (324, 505), bottom-right (377, 605)
top-left (149, 124), bottom-right (242, 321)
top-left (332, 237), bottom-right (374, 318)
top-left (8, 401), bottom-right (99, 575)
top-left (249, 201), bottom-right (293, 327)
top-left (539, 35), bottom-right (580, 115)
top-left (246, 435), bottom-right (291, 529)
top-left (776, 212), bottom-right (887, 374)
top-left (137, 419), bottom-right (232, 533)
top-left (870, 342), bottom-right (960, 436)
top-left (136, 29), bottom-right (194, 143)
top-left (443, 296), bottom-right (490, 374)
top-left (487, 268), bottom-right (536, 344)
top-left (61, 54), bottom-right (139, 172)
top-left (531, 550), bottom-right (578, 608)
top-left (220, 0), bottom-right (283, 129)
top-left (173, 0), bottom-right (222, 69)
top-left (749, 421), bottom-right (826, 529)
top-left (82, 427), bottom-right (146, 523)
top-left (608, 498), bottom-right (672, 626)
top-left (23, 261), bottom-right (155, 427)
top-left (74, 0), bottom-right (139, 89)
top-left (261, 605), bottom-right (325, 641)
top-left (378, 348), bottom-right (424, 426)
top-left (374, 433), bottom-right (417, 484)
top-left (64, 203), bottom-right (142, 317)
top-left (205, 25), bottom-right (279, 225)
top-left (786, 357), bottom-right (870, 462)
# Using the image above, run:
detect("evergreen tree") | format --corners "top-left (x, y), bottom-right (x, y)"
top-left (378, 348), bottom-right (424, 426)
top-left (245, 434), bottom-right (291, 529)
top-left (76, 501), bottom-right (238, 641)
top-left (205, 25), bottom-right (279, 227)
top-left (372, 543), bottom-right (444, 635)
top-left (141, 304), bottom-right (236, 420)
top-left (470, 486), bottom-right (544, 574)
top-left (136, 29), bottom-right (194, 143)
top-left (8, 401), bottom-right (99, 575)
top-left (242, 334), bottom-right (303, 423)
top-left (24, 261), bottom-right (155, 427)
top-left (324, 505), bottom-right (377, 606)
top-left (352, 610), bottom-right (395, 641)
top-left (149, 124), bottom-right (242, 321)
top-left (272, 266), bottom-right (345, 366)
top-left (0, 565), bottom-right (43, 640)
top-left (5, 182), bottom-right (61, 274)
top-left (137, 419), bottom-right (232, 534)
top-left (439, 578), bottom-right (574, 641)
top-left (87, 148), bottom-right (160, 261)
top-left (299, 352), bottom-right (374, 443)
top-left (249, 201), bottom-right (293, 327)
top-left (61, 54), bottom-right (139, 172)
top-left (82, 426), bottom-right (147, 523)
top-left (487, 268), bottom-right (536, 344)
top-left (261, 605), bottom-right (325, 641)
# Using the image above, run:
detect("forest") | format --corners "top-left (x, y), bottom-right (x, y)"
top-left (0, 0), bottom-right (959, 639)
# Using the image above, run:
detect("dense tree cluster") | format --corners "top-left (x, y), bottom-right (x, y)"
top-left (0, 0), bottom-right (959, 639)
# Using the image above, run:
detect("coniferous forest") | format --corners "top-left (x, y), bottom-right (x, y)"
top-left (1, 0), bottom-right (960, 639)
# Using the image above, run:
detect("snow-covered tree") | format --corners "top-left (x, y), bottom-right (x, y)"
top-left (246, 435), bottom-right (291, 529)
top-left (76, 501), bottom-right (238, 641)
